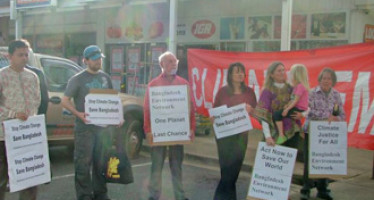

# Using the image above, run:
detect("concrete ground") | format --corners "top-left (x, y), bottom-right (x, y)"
top-left (145, 129), bottom-right (374, 200)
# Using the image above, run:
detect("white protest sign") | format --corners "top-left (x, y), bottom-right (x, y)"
top-left (248, 142), bottom-right (297, 200)
top-left (3, 115), bottom-right (51, 192)
top-left (309, 121), bottom-right (348, 177)
top-left (149, 85), bottom-right (190, 144)
top-left (209, 103), bottom-right (252, 139)
top-left (85, 94), bottom-right (124, 125)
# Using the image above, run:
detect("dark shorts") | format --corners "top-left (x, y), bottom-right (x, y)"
top-left (273, 107), bottom-right (305, 121)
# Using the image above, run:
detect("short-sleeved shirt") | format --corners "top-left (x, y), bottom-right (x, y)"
top-left (293, 83), bottom-right (308, 111)
top-left (64, 70), bottom-right (113, 123)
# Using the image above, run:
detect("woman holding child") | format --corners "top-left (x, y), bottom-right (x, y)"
top-left (255, 61), bottom-right (303, 146)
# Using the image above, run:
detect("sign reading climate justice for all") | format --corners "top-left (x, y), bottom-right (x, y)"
top-left (209, 103), bottom-right (252, 139)
top-left (247, 142), bottom-right (297, 200)
top-left (85, 94), bottom-right (124, 125)
top-left (149, 85), bottom-right (190, 144)
top-left (3, 115), bottom-right (51, 192)
top-left (309, 121), bottom-right (348, 177)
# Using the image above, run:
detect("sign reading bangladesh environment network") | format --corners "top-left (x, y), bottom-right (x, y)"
top-left (3, 115), bottom-right (51, 192)
top-left (149, 85), bottom-right (190, 144)
top-left (209, 103), bottom-right (252, 139)
top-left (247, 142), bottom-right (297, 200)
top-left (85, 93), bottom-right (124, 125)
top-left (309, 121), bottom-right (348, 177)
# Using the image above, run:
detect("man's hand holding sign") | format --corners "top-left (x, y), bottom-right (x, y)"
top-left (85, 89), bottom-right (124, 126)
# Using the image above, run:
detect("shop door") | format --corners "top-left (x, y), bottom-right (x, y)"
top-left (125, 43), bottom-right (166, 97)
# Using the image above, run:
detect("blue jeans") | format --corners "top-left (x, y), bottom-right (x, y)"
top-left (148, 145), bottom-right (186, 200)
top-left (0, 142), bottom-right (38, 200)
top-left (74, 123), bottom-right (108, 200)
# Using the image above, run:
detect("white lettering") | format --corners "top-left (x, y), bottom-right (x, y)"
top-left (348, 72), bottom-right (374, 135)
top-left (248, 69), bottom-right (260, 101)
top-left (212, 69), bottom-right (222, 104)
top-left (192, 67), bottom-right (203, 107)
top-left (194, 23), bottom-right (212, 34)
top-left (202, 68), bottom-right (212, 109)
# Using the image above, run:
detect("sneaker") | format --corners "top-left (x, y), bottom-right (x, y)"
top-left (316, 192), bottom-right (333, 200)
top-left (276, 135), bottom-right (287, 144)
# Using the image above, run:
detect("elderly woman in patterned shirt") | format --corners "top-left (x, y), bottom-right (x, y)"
top-left (300, 68), bottom-right (346, 200)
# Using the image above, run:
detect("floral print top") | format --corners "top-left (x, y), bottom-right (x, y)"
top-left (0, 67), bottom-right (41, 140)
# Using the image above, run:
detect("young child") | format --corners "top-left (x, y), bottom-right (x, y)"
top-left (274, 64), bottom-right (310, 144)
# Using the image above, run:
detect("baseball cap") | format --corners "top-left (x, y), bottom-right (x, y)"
top-left (83, 45), bottom-right (105, 60)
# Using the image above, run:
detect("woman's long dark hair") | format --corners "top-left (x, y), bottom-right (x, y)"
top-left (227, 62), bottom-right (247, 94)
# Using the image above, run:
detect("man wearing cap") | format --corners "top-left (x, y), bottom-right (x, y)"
top-left (61, 45), bottom-right (113, 200)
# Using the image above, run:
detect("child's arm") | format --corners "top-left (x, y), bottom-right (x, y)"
top-left (282, 95), bottom-right (300, 116)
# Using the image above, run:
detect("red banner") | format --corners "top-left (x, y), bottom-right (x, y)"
top-left (188, 43), bottom-right (374, 150)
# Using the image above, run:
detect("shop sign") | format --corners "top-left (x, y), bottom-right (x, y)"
top-left (16, 0), bottom-right (54, 9)
top-left (364, 24), bottom-right (374, 42)
top-left (191, 20), bottom-right (216, 39)
top-left (177, 17), bottom-right (219, 42)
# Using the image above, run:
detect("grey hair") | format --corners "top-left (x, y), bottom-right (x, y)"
top-left (318, 67), bottom-right (337, 86)
top-left (158, 51), bottom-right (175, 64)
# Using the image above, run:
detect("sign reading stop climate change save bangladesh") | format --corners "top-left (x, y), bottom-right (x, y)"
top-left (3, 115), bottom-right (51, 192)
top-left (85, 93), bottom-right (124, 125)
top-left (209, 103), bottom-right (252, 139)
top-left (149, 85), bottom-right (191, 145)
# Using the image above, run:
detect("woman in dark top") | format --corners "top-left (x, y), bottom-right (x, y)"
top-left (213, 62), bottom-right (257, 200)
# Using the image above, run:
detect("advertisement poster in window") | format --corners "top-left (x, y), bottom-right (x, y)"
top-left (127, 48), bottom-right (140, 73)
top-left (274, 15), bottom-right (307, 39)
top-left (364, 24), bottom-right (374, 42)
top-left (220, 17), bottom-right (245, 40)
top-left (311, 12), bottom-right (346, 39)
top-left (126, 75), bottom-right (137, 95)
top-left (150, 47), bottom-right (164, 79)
top-left (111, 47), bottom-right (124, 73)
top-left (247, 16), bottom-right (272, 40)
top-left (111, 75), bottom-right (122, 92)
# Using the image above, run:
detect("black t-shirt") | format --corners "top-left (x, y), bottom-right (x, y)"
top-left (64, 70), bottom-right (113, 114)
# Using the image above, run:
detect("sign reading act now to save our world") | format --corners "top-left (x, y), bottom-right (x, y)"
top-left (247, 142), bottom-right (297, 200)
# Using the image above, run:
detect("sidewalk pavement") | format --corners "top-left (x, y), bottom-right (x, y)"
top-left (143, 129), bottom-right (374, 200)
